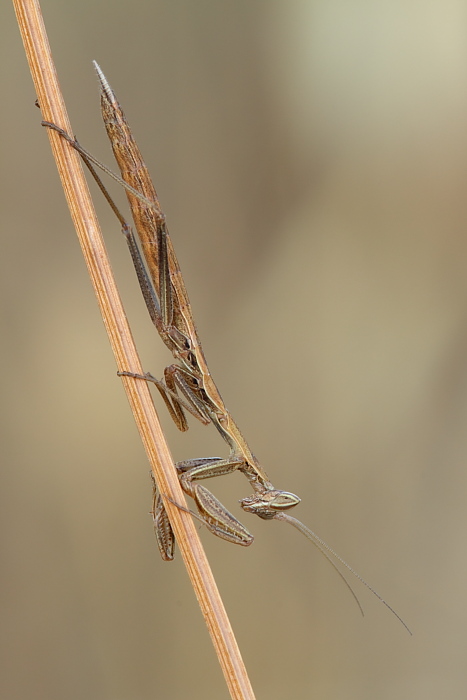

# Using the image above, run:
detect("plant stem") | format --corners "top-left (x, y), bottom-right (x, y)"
top-left (13, 1), bottom-right (256, 697)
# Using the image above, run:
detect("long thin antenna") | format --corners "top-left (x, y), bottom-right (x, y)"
top-left (276, 513), bottom-right (412, 635)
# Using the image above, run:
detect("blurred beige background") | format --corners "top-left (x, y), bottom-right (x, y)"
top-left (2, 1), bottom-right (467, 698)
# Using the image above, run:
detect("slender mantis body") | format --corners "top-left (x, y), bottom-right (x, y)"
top-left (43, 63), bottom-right (410, 632)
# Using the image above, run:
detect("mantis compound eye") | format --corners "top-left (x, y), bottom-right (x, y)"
top-left (269, 491), bottom-right (301, 510)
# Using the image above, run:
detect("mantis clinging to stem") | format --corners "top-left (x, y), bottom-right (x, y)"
top-left (43, 63), bottom-right (410, 633)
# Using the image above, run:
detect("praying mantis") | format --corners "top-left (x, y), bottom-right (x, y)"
top-left (43, 63), bottom-right (410, 632)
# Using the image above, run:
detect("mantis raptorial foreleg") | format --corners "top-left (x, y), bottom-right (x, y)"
top-left (176, 455), bottom-right (247, 524)
top-left (151, 457), bottom-right (254, 559)
top-left (186, 484), bottom-right (254, 546)
top-left (150, 473), bottom-right (175, 561)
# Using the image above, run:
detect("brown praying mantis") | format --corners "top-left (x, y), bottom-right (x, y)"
top-left (43, 63), bottom-right (410, 633)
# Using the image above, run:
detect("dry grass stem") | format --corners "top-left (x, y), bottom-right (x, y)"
top-left (13, 1), bottom-right (256, 697)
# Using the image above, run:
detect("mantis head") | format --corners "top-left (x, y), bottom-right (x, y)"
top-left (240, 489), bottom-right (301, 520)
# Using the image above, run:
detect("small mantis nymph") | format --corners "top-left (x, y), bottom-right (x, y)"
top-left (43, 63), bottom-right (410, 633)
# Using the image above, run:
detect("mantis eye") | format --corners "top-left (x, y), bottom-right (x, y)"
top-left (269, 491), bottom-right (301, 510)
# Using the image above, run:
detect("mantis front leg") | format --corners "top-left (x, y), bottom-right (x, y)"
top-left (176, 457), bottom-right (255, 547)
top-left (151, 456), bottom-right (254, 559)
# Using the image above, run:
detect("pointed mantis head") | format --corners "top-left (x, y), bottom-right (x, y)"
top-left (240, 490), bottom-right (301, 520)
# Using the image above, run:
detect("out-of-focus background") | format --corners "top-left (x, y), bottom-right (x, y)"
top-left (2, 1), bottom-right (467, 698)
